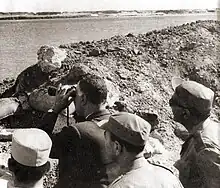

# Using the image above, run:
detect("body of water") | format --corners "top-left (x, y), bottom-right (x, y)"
top-left (0, 13), bottom-right (217, 80)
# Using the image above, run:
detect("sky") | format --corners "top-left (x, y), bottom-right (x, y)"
top-left (0, 0), bottom-right (219, 12)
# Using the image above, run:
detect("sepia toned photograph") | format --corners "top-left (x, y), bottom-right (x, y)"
top-left (0, 0), bottom-right (219, 187)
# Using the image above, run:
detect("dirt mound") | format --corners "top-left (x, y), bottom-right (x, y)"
top-left (0, 20), bottom-right (220, 187)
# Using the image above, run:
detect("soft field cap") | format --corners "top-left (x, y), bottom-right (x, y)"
top-left (102, 112), bottom-right (151, 146)
top-left (173, 79), bottom-right (214, 115)
top-left (12, 128), bottom-right (52, 167)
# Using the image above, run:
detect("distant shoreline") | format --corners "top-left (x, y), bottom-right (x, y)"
top-left (0, 9), bottom-right (217, 21)
top-left (0, 14), bottom-right (89, 20)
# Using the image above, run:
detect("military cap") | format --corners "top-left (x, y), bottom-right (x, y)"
top-left (101, 112), bottom-right (151, 146)
top-left (171, 78), bottom-right (214, 115)
top-left (11, 128), bottom-right (52, 167)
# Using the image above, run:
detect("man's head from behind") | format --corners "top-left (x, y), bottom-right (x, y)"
top-left (8, 128), bottom-right (52, 184)
top-left (74, 74), bottom-right (108, 117)
top-left (101, 112), bottom-right (151, 165)
top-left (169, 79), bottom-right (214, 129)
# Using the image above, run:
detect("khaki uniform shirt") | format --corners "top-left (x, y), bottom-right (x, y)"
top-left (175, 118), bottom-right (220, 188)
top-left (108, 157), bottom-right (183, 188)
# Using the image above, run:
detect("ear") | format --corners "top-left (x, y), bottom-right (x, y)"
top-left (81, 94), bottom-right (87, 106)
top-left (46, 162), bottom-right (51, 173)
top-left (114, 141), bottom-right (122, 156)
top-left (183, 109), bottom-right (190, 120)
top-left (8, 158), bottom-right (14, 172)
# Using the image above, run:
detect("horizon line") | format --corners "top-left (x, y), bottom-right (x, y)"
top-left (0, 8), bottom-right (218, 13)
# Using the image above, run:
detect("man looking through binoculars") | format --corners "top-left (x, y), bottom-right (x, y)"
top-left (38, 74), bottom-right (111, 188)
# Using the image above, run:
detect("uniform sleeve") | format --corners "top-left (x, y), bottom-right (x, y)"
top-left (196, 147), bottom-right (220, 188)
top-left (49, 126), bottom-right (81, 159)
top-left (38, 112), bottom-right (58, 135)
top-left (38, 112), bottom-right (58, 157)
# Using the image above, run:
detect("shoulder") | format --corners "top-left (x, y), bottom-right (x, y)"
top-left (75, 121), bottom-right (104, 136)
top-left (193, 126), bottom-right (220, 153)
top-left (110, 166), bottom-right (183, 188)
top-left (16, 64), bottom-right (39, 80)
top-left (59, 121), bottom-right (105, 147)
top-left (147, 162), bottom-right (184, 187)
top-left (108, 175), bottom-right (125, 188)
top-left (148, 161), bottom-right (174, 174)
top-left (58, 126), bottom-right (82, 142)
top-left (75, 120), bottom-right (97, 128)
top-left (54, 126), bottom-right (82, 153)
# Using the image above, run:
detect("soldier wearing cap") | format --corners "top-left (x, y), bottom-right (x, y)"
top-left (0, 128), bottom-right (52, 188)
top-left (169, 80), bottom-right (220, 188)
top-left (101, 112), bottom-right (184, 188)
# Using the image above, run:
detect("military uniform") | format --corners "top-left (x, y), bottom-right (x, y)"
top-left (175, 118), bottom-right (220, 188)
top-left (108, 157), bottom-right (183, 188)
top-left (101, 113), bottom-right (184, 188)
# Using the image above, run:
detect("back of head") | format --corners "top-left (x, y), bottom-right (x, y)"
top-left (79, 74), bottom-right (108, 105)
top-left (9, 128), bottom-right (52, 183)
top-left (174, 80), bottom-right (214, 116)
top-left (102, 112), bottom-right (151, 150)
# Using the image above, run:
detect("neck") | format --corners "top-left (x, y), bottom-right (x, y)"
top-left (13, 178), bottom-right (44, 188)
top-left (186, 116), bottom-right (209, 133)
top-left (117, 152), bottom-right (143, 175)
top-left (183, 112), bottom-right (210, 133)
top-left (84, 103), bottom-right (106, 118)
top-left (105, 153), bottom-right (144, 183)
top-left (190, 117), bottom-right (210, 133)
top-left (105, 162), bottom-right (121, 183)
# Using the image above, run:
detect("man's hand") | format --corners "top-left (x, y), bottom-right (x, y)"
top-left (51, 84), bottom-right (76, 114)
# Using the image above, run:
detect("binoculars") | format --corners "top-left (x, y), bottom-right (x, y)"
top-left (48, 85), bottom-right (76, 98)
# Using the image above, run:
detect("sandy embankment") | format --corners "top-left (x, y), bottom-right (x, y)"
top-left (0, 20), bottom-right (219, 187)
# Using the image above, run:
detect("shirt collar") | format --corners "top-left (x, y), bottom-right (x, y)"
top-left (130, 156), bottom-right (147, 170)
top-left (123, 155), bottom-right (148, 174)
top-left (86, 109), bottom-right (110, 121)
top-left (108, 156), bottom-right (148, 187)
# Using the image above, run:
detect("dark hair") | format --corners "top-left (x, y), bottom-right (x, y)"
top-left (78, 74), bottom-right (108, 105)
top-left (8, 157), bottom-right (50, 183)
top-left (110, 133), bottom-right (145, 154)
